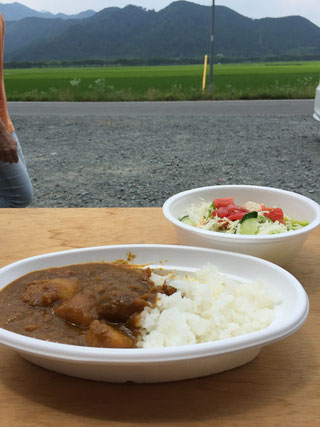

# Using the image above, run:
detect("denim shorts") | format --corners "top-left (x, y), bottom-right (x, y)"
top-left (0, 132), bottom-right (33, 207)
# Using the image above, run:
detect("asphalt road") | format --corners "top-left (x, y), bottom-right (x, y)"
top-left (8, 100), bottom-right (320, 208)
top-left (9, 99), bottom-right (315, 117)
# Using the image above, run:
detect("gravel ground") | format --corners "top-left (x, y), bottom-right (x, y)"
top-left (13, 113), bottom-right (320, 207)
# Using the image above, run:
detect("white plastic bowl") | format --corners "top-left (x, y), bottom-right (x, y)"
top-left (163, 185), bottom-right (320, 266)
top-left (0, 244), bottom-right (309, 383)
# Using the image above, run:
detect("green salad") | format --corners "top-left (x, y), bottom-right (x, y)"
top-left (179, 197), bottom-right (309, 235)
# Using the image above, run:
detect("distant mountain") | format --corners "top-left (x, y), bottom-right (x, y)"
top-left (3, 1), bottom-right (320, 62)
top-left (5, 18), bottom-right (76, 53)
top-left (54, 10), bottom-right (96, 20)
top-left (0, 2), bottom-right (95, 21)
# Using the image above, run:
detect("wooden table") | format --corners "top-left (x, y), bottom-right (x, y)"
top-left (0, 208), bottom-right (319, 426)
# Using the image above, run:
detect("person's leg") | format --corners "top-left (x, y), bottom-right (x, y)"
top-left (0, 132), bottom-right (33, 207)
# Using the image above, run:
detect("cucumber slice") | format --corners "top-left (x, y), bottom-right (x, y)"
top-left (239, 212), bottom-right (259, 235)
top-left (239, 211), bottom-right (258, 223)
top-left (179, 215), bottom-right (194, 226)
top-left (239, 218), bottom-right (259, 235)
top-left (295, 220), bottom-right (309, 227)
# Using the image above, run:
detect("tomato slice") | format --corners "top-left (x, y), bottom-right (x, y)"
top-left (216, 206), bottom-right (230, 218)
top-left (214, 197), bottom-right (234, 208)
top-left (227, 211), bottom-right (248, 221)
top-left (226, 203), bottom-right (239, 211)
top-left (264, 208), bottom-right (284, 223)
top-left (212, 202), bottom-right (248, 221)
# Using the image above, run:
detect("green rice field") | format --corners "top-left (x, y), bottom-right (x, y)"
top-left (4, 61), bottom-right (320, 101)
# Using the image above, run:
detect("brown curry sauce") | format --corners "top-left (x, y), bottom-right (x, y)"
top-left (0, 262), bottom-right (176, 348)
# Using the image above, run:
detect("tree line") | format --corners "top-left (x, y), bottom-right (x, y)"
top-left (4, 54), bottom-right (320, 69)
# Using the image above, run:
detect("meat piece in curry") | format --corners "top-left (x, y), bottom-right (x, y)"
top-left (0, 262), bottom-right (175, 348)
top-left (23, 277), bottom-right (79, 307)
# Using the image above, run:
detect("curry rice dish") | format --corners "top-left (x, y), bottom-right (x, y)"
top-left (0, 261), bottom-right (278, 349)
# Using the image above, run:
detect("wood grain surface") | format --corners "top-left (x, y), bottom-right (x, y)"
top-left (0, 208), bottom-right (319, 426)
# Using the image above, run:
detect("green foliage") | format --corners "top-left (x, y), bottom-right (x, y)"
top-left (4, 62), bottom-right (319, 102)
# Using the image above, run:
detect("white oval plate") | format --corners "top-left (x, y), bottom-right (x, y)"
top-left (0, 245), bottom-right (309, 383)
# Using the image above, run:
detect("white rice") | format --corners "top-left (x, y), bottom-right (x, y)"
top-left (137, 264), bottom-right (281, 348)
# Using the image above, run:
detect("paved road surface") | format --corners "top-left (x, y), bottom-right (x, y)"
top-left (9, 99), bottom-right (314, 116)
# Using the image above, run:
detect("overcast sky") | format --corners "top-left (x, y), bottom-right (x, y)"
top-left (4, 0), bottom-right (320, 26)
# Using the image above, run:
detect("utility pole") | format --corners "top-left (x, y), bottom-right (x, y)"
top-left (209, 0), bottom-right (215, 92)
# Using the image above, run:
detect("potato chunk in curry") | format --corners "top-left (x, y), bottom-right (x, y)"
top-left (86, 320), bottom-right (134, 348)
top-left (54, 292), bottom-right (98, 327)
